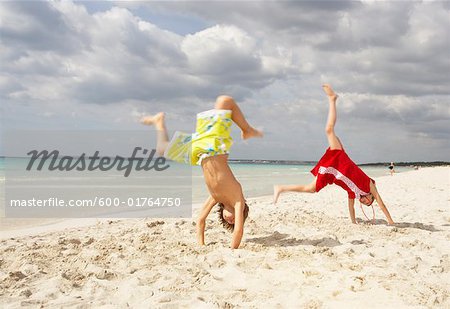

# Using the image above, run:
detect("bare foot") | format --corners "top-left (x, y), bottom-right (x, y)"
top-left (273, 185), bottom-right (283, 204)
top-left (322, 84), bottom-right (338, 101)
top-left (140, 112), bottom-right (165, 130)
top-left (241, 126), bottom-right (263, 140)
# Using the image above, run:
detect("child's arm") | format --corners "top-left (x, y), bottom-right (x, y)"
top-left (370, 181), bottom-right (395, 225)
top-left (196, 195), bottom-right (217, 245)
top-left (348, 198), bottom-right (357, 224)
top-left (230, 200), bottom-right (245, 249)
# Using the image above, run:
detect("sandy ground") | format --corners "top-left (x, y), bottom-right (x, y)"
top-left (0, 167), bottom-right (449, 308)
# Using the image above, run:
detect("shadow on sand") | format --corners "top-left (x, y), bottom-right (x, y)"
top-left (246, 231), bottom-right (341, 248)
top-left (356, 218), bottom-right (440, 232)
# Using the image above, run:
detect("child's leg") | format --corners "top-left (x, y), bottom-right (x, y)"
top-left (322, 84), bottom-right (343, 150)
top-left (140, 112), bottom-right (169, 156)
top-left (273, 179), bottom-right (317, 204)
top-left (215, 95), bottom-right (263, 140)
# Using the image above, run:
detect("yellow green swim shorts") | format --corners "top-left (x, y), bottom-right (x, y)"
top-left (164, 109), bottom-right (233, 165)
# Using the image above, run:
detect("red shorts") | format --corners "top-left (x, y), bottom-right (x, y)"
top-left (311, 148), bottom-right (373, 199)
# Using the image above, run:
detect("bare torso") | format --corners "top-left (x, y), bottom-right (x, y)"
top-left (201, 154), bottom-right (244, 207)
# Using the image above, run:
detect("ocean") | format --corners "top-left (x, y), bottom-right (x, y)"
top-left (0, 158), bottom-right (411, 217)
top-left (192, 163), bottom-right (410, 204)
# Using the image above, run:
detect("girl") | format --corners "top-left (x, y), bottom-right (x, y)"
top-left (274, 85), bottom-right (394, 225)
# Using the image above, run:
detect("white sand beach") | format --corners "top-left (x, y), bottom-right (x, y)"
top-left (1, 167), bottom-right (449, 308)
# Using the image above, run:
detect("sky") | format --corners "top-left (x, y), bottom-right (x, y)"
top-left (1, 1), bottom-right (449, 163)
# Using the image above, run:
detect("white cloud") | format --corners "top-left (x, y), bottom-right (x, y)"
top-left (181, 25), bottom-right (259, 74)
top-left (1, 1), bottom-right (449, 162)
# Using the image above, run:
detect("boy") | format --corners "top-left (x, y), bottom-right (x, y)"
top-left (141, 96), bottom-right (262, 248)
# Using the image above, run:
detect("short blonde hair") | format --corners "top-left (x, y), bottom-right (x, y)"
top-left (216, 203), bottom-right (249, 232)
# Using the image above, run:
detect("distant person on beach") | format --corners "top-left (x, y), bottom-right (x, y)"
top-left (273, 84), bottom-right (394, 225)
top-left (389, 162), bottom-right (395, 176)
top-left (141, 96), bottom-right (263, 249)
